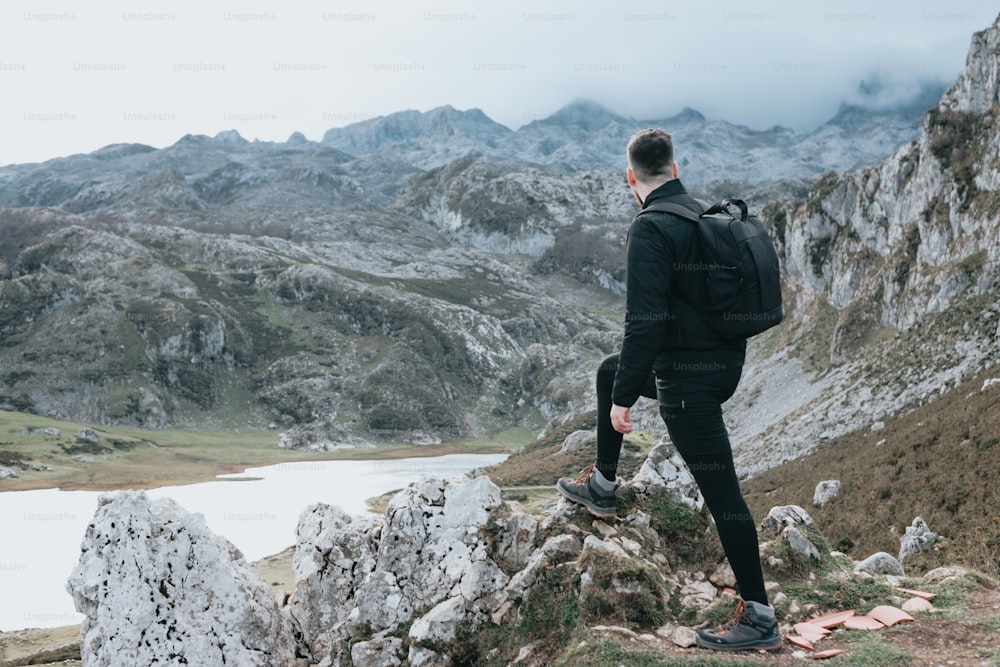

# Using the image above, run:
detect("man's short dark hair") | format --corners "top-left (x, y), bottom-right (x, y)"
top-left (627, 129), bottom-right (674, 182)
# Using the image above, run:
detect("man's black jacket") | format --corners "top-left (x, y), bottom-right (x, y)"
top-left (611, 179), bottom-right (746, 407)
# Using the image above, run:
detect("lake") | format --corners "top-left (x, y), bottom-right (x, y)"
top-left (0, 452), bottom-right (508, 632)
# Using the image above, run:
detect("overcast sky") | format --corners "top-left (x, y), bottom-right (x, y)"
top-left (0, 1), bottom-right (993, 166)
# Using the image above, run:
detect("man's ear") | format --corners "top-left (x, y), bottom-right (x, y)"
top-left (672, 162), bottom-right (679, 179)
top-left (626, 167), bottom-right (638, 187)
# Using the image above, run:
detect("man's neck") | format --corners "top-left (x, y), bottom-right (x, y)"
top-left (636, 177), bottom-right (675, 206)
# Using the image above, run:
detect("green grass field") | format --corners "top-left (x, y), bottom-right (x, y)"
top-left (0, 409), bottom-right (524, 492)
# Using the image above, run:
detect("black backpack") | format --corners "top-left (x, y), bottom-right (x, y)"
top-left (637, 198), bottom-right (783, 338)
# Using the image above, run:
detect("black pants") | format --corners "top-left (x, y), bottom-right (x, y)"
top-left (596, 353), bottom-right (768, 605)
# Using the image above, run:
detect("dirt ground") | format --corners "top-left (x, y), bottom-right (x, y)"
top-left (586, 583), bottom-right (1000, 666)
top-left (5, 583), bottom-right (997, 666)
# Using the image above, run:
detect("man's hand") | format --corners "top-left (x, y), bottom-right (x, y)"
top-left (610, 404), bottom-right (632, 434)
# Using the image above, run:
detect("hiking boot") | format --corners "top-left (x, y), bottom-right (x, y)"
top-left (556, 464), bottom-right (617, 519)
top-left (696, 599), bottom-right (782, 651)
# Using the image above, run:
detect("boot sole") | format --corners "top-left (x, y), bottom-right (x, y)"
top-left (695, 634), bottom-right (783, 651)
top-left (556, 484), bottom-right (617, 519)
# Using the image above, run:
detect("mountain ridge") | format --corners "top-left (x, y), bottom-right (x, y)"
top-left (0, 14), bottom-right (997, 476)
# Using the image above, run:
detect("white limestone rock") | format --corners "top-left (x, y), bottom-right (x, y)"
top-left (812, 479), bottom-right (842, 507)
top-left (854, 551), bottom-right (905, 577)
top-left (66, 491), bottom-right (298, 667)
top-left (709, 561), bottom-right (737, 589)
top-left (74, 428), bottom-right (99, 444)
top-left (899, 516), bottom-right (938, 561)
top-left (672, 626), bottom-right (698, 648)
top-left (492, 509), bottom-right (541, 570)
top-left (760, 505), bottom-right (814, 536)
top-left (350, 635), bottom-right (405, 667)
top-left (287, 503), bottom-right (382, 658)
top-left (408, 596), bottom-right (465, 644)
top-left (783, 526), bottom-right (822, 561)
top-left (629, 442), bottom-right (704, 511)
top-left (939, 14), bottom-right (1000, 115)
top-left (558, 429), bottom-right (595, 453)
top-left (289, 475), bottom-right (510, 665)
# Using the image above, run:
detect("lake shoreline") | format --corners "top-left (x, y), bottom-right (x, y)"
top-left (0, 447), bottom-right (509, 640)
top-left (1, 409), bottom-right (526, 494)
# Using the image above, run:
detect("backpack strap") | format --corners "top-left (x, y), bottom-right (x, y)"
top-left (634, 198), bottom-right (708, 223)
top-left (636, 202), bottom-right (700, 221)
top-left (703, 198), bottom-right (748, 221)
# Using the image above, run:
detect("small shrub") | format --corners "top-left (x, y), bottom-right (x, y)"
top-left (578, 551), bottom-right (667, 629)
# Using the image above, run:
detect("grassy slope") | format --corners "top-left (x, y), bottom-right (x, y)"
top-left (742, 367), bottom-right (1000, 579)
top-left (483, 410), bottom-right (657, 510)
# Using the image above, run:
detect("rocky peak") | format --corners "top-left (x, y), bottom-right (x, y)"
top-left (659, 106), bottom-right (706, 125)
top-left (939, 13), bottom-right (1000, 114)
top-left (321, 104), bottom-right (512, 156)
top-left (285, 130), bottom-right (310, 146)
top-left (213, 129), bottom-right (249, 145)
top-left (527, 98), bottom-right (627, 132)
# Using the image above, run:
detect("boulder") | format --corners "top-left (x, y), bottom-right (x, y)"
top-left (629, 442), bottom-right (704, 511)
top-left (812, 480), bottom-right (841, 507)
top-left (66, 491), bottom-right (299, 666)
top-left (923, 566), bottom-right (967, 583)
top-left (672, 626), bottom-right (698, 648)
top-left (783, 526), bottom-right (822, 561)
top-left (709, 561), bottom-right (737, 589)
top-left (288, 475), bottom-right (510, 665)
top-left (559, 429), bottom-right (595, 453)
top-left (74, 428), bottom-right (99, 444)
top-left (760, 505), bottom-right (814, 536)
top-left (899, 516), bottom-right (938, 561)
top-left (854, 551), bottom-right (905, 577)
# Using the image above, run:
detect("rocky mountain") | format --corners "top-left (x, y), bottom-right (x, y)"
top-left (719, 13), bottom-right (1000, 476)
top-left (321, 92), bottom-right (941, 195)
top-left (1, 14), bottom-right (997, 466)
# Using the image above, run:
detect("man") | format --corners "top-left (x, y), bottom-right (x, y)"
top-left (556, 128), bottom-right (781, 651)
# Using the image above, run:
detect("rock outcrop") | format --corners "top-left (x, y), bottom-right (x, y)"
top-left (66, 463), bottom-right (726, 666)
top-left (287, 475), bottom-right (518, 665)
top-left (66, 455), bottom-right (995, 666)
top-left (729, 12), bottom-right (1000, 476)
top-left (940, 14), bottom-right (1000, 115)
top-left (899, 516), bottom-right (939, 561)
top-left (812, 480), bottom-right (841, 507)
top-left (66, 491), bottom-right (301, 666)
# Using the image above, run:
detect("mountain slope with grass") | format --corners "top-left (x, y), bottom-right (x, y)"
top-left (720, 13), bottom-right (1000, 479)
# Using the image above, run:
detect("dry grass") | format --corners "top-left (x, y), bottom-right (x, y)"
top-left (743, 368), bottom-right (1000, 578)
top-left (483, 410), bottom-right (650, 489)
